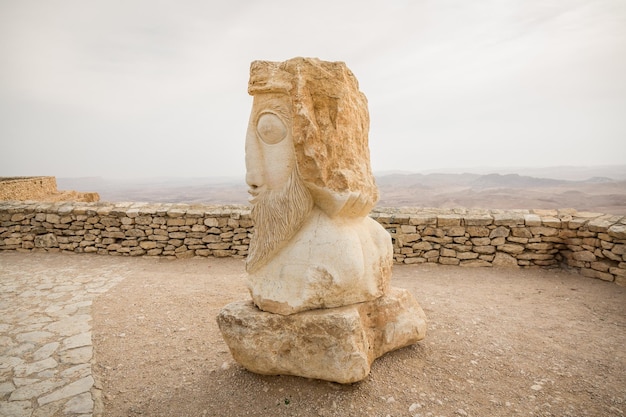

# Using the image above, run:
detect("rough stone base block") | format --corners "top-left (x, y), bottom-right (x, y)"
top-left (216, 287), bottom-right (426, 384)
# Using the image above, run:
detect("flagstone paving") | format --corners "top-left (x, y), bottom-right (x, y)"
top-left (0, 252), bottom-right (131, 417)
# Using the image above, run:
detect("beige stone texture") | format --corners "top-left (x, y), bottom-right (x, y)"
top-left (1, 201), bottom-right (625, 281)
top-left (219, 57), bottom-right (428, 383)
top-left (244, 57), bottom-right (394, 315)
top-left (0, 177), bottom-right (98, 202)
top-left (248, 58), bottom-right (378, 214)
top-left (216, 287), bottom-right (426, 384)
top-left (247, 209), bottom-right (392, 315)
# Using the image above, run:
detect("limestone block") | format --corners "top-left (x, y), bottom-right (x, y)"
top-left (612, 244), bottom-right (626, 256)
top-left (474, 245), bottom-right (496, 254)
top-left (457, 251), bottom-right (479, 260)
top-left (524, 214), bottom-right (542, 227)
top-left (489, 226), bottom-right (510, 238)
top-left (588, 219), bottom-right (612, 233)
top-left (463, 214), bottom-right (493, 226)
top-left (581, 268), bottom-right (614, 282)
top-left (497, 243), bottom-right (525, 254)
top-left (541, 216), bottom-right (561, 228)
top-left (573, 250), bottom-right (596, 262)
top-left (437, 215), bottom-right (461, 227)
top-left (609, 267), bottom-right (626, 277)
top-left (512, 227), bottom-right (533, 238)
top-left (447, 226), bottom-right (465, 237)
top-left (530, 226), bottom-right (559, 237)
top-left (493, 213), bottom-right (525, 226)
top-left (217, 287), bottom-right (426, 384)
top-left (408, 214), bottom-right (437, 226)
top-left (608, 225), bottom-right (626, 239)
top-left (413, 241), bottom-right (433, 251)
top-left (400, 225), bottom-right (417, 234)
top-left (34, 233), bottom-right (58, 248)
top-left (466, 226), bottom-right (490, 237)
top-left (460, 259), bottom-right (492, 267)
top-left (471, 237), bottom-right (491, 246)
top-left (493, 252), bottom-right (519, 267)
top-left (439, 257), bottom-right (460, 265)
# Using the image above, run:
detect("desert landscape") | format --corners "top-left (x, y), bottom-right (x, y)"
top-left (58, 165), bottom-right (626, 215)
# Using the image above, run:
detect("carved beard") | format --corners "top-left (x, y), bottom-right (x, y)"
top-left (246, 168), bottom-right (314, 273)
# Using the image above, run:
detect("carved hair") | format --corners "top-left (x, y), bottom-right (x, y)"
top-left (248, 57), bottom-right (379, 209)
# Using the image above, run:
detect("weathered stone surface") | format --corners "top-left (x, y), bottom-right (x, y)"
top-left (247, 214), bottom-right (393, 315)
top-left (59, 346), bottom-right (92, 364)
top-left (573, 251), bottom-right (596, 262)
top-left (490, 226), bottom-right (510, 238)
top-left (9, 379), bottom-right (64, 401)
top-left (493, 213), bottom-right (525, 226)
top-left (244, 58), bottom-right (394, 315)
top-left (16, 331), bottom-right (53, 343)
top-left (63, 392), bottom-right (93, 414)
top-left (609, 225), bottom-right (626, 239)
top-left (0, 401), bottom-right (32, 417)
top-left (32, 342), bottom-right (59, 361)
top-left (1, 201), bottom-right (624, 283)
top-left (34, 233), bottom-right (58, 248)
top-left (581, 268), bottom-right (614, 282)
top-left (62, 332), bottom-right (91, 350)
top-left (217, 288), bottom-right (426, 384)
top-left (13, 357), bottom-right (58, 377)
top-left (37, 376), bottom-right (94, 405)
top-left (45, 314), bottom-right (90, 337)
top-left (497, 244), bottom-right (525, 254)
top-left (524, 214), bottom-right (542, 227)
top-left (493, 252), bottom-right (519, 267)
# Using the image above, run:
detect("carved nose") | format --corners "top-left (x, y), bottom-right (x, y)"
top-left (245, 131), bottom-right (264, 190)
top-left (246, 171), bottom-right (262, 190)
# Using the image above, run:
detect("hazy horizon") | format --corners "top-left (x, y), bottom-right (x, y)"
top-left (2, 1), bottom-right (625, 178)
top-left (55, 164), bottom-right (626, 182)
top-left (52, 164), bottom-right (626, 215)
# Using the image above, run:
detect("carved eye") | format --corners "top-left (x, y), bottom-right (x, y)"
top-left (256, 113), bottom-right (287, 145)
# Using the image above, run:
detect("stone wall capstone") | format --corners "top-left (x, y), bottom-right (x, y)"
top-left (1, 201), bottom-right (624, 286)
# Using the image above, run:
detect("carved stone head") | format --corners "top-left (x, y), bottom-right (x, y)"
top-left (245, 57), bottom-right (380, 273)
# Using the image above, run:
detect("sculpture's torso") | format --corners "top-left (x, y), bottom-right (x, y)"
top-left (247, 207), bottom-right (393, 315)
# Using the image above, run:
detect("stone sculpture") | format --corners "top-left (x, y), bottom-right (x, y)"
top-left (217, 57), bottom-right (427, 383)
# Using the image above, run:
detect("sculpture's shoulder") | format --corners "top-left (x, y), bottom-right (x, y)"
top-left (290, 208), bottom-right (386, 257)
top-left (247, 208), bottom-right (393, 314)
top-left (262, 208), bottom-right (392, 279)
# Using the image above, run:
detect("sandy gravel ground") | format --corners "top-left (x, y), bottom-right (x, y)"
top-left (82, 254), bottom-right (626, 417)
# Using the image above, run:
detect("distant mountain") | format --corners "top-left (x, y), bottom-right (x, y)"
top-left (375, 172), bottom-right (621, 189)
top-left (390, 164), bottom-right (626, 182)
top-left (470, 173), bottom-right (567, 188)
top-left (55, 167), bottom-right (626, 215)
top-left (375, 173), bottom-right (479, 188)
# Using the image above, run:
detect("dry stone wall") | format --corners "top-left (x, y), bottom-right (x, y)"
top-left (0, 176), bottom-right (99, 202)
top-left (0, 177), bottom-right (58, 200)
top-left (1, 201), bottom-right (625, 286)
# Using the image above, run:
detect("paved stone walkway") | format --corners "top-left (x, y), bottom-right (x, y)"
top-left (0, 252), bottom-right (130, 417)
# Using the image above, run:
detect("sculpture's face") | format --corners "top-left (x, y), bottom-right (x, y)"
top-left (245, 93), bottom-right (295, 204)
top-left (244, 92), bottom-right (314, 273)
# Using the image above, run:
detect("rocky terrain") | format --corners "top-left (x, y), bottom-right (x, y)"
top-left (58, 167), bottom-right (626, 214)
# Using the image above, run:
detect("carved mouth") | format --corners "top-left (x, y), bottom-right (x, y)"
top-left (247, 189), bottom-right (260, 204)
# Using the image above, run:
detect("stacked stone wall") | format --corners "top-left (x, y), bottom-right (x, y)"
top-left (0, 177), bottom-right (58, 200)
top-left (1, 201), bottom-right (624, 285)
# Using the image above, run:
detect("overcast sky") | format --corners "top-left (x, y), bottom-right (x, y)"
top-left (1, 0), bottom-right (625, 179)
